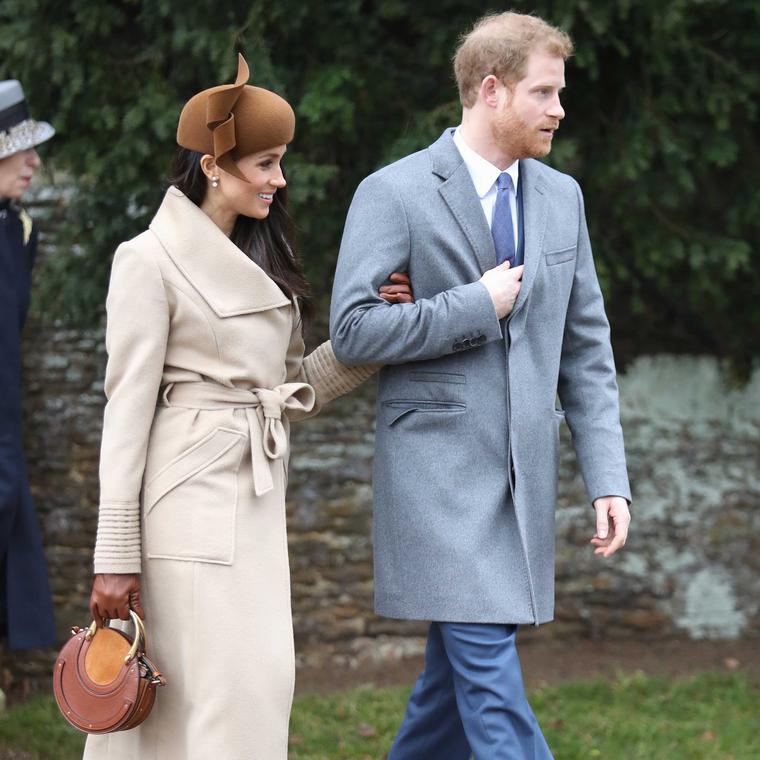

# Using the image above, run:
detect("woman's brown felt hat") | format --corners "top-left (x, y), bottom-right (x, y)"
top-left (176, 54), bottom-right (295, 182)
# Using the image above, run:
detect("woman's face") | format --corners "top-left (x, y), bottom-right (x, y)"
top-left (214, 145), bottom-right (288, 220)
top-left (0, 148), bottom-right (40, 200)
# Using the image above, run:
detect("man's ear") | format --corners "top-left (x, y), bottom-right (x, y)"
top-left (481, 75), bottom-right (514, 110)
top-left (480, 75), bottom-right (501, 108)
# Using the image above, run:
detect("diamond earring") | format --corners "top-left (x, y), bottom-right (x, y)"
top-left (211, 176), bottom-right (219, 188)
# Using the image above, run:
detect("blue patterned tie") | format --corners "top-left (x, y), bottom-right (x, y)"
top-left (492, 172), bottom-right (515, 267)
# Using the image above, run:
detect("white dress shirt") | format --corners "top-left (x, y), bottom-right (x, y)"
top-left (453, 126), bottom-right (520, 249)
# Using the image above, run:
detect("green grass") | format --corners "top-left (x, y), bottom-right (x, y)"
top-left (1, 672), bottom-right (758, 759)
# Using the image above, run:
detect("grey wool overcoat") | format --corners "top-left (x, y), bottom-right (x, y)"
top-left (330, 129), bottom-right (631, 626)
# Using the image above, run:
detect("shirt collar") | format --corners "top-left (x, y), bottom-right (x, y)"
top-left (453, 126), bottom-right (519, 198)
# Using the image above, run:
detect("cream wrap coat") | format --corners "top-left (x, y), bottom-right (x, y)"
top-left (84, 187), bottom-right (374, 760)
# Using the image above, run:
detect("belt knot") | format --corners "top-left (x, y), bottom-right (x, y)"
top-left (254, 388), bottom-right (289, 460)
top-left (255, 387), bottom-right (285, 422)
top-left (159, 380), bottom-right (316, 497)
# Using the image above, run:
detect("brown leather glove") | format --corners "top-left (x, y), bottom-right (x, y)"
top-left (378, 272), bottom-right (414, 304)
top-left (89, 573), bottom-right (145, 627)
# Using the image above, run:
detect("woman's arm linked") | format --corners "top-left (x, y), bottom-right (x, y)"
top-left (285, 273), bottom-right (414, 415)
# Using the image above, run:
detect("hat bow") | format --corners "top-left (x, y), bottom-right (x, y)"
top-left (205, 54), bottom-right (249, 181)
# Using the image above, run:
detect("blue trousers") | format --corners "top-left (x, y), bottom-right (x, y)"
top-left (388, 623), bottom-right (554, 760)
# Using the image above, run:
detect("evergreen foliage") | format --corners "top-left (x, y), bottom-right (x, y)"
top-left (1, 1), bottom-right (757, 363)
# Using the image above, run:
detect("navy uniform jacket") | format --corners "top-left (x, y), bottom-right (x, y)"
top-left (0, 198), bottom-right (55, 649)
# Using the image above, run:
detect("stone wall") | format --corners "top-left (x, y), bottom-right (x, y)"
top-left (611, 358), bottom-right (760, 641)
top-left (5, 313), bottom-right (758, 691)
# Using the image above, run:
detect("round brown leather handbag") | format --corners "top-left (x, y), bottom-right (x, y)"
top-left (52, 610), bottom-right (166, 734)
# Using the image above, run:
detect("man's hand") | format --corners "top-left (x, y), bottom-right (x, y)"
top-left (89, 573), bottom-right (145, 627)
top-left (378, 272), bottom-right (414, 304)
top-left (590, 497), bottom-right (631, 557)
top-left (479, 261), bottom-right (524, 319)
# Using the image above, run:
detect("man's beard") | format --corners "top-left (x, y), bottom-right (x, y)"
top-left (491, 108), bottom-right (554, 160)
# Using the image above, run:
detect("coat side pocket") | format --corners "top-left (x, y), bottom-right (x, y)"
top-left (382, 400), bottom-right (466, 426)
top-left (409, 371), bottom-right (466, 385)
top-left (144, 427), bottom-right (246, 565)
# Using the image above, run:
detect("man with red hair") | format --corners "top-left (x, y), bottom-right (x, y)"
top-left (332, 12), bottom-right (631, 758)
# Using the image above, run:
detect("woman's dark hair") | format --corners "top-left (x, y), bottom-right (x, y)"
top-left (168, 147), bottom-right (314, 328)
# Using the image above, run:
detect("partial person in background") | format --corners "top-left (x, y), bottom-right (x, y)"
top-left (0, 80), bottom-right (56, 653)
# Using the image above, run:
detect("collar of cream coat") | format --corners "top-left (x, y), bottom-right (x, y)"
top-left (148, 185), bottom-right (292, 318)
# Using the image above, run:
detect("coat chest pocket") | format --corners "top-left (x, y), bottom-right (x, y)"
top-left (143, 427), bottom-right (246, 564)
top-left (545, 246), bottom-right (577, 266)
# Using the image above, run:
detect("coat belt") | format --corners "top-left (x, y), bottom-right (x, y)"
top-left (160, 381), bottom-right (316, 497)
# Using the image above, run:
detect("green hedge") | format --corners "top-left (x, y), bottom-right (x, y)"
top-left (1, 1), bottom-right (757, 365)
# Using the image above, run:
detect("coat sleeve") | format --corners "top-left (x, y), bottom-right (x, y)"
top-left (285, 304), bottom-right (377, 420)
top-left (329, 173), bottom-right (503, 365)
top-left (93, 242), bottom-right (170, 574)
top-left (557, 181), bottom-right (631, 505)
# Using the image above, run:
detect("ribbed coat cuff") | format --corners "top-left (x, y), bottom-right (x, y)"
top-left (93, 501), bottom-right (142, 574)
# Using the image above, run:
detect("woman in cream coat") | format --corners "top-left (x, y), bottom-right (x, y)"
top-left (84, 56), bottom-right (411, 760)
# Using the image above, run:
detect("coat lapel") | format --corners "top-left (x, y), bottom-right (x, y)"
top-left (509, 159), bottom-right (548, 320)
top-left (149, 187), bottom-right (291, 317)
top-left (430, 130), bottom-right (496, 275)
